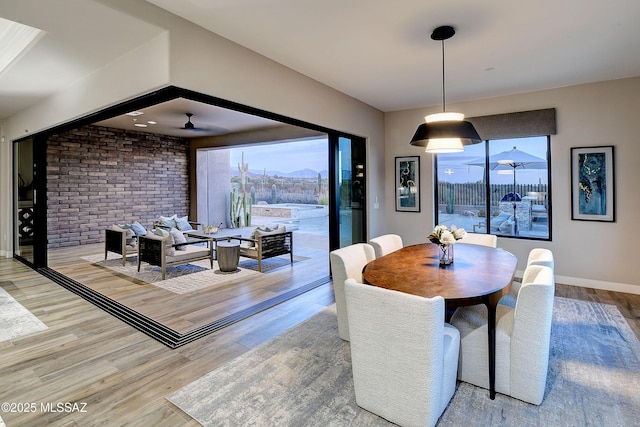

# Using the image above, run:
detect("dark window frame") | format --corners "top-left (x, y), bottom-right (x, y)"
top-left (434, 135), bottom-right (552, 241)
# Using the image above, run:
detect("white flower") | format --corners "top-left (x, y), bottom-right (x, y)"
top-left (451, 225), bottom-right (467, 240)
top-left (440, 230), bottom-right (456, 245)
top-left (428, 224), bottom-right (467, 245)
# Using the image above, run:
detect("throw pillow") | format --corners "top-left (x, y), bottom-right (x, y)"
top-left (175, 216), bottom-right (193, 231)
top-left (169, 227), bottom-right (188, 251)
top-left (131, 221), bottom-right (146, 236)
top-left (253, 226), bottom-right (287, 248)
top-left (153, 228), bottom-right (175, 256)
top-left (159, 215), bottom-right (177, 229)
top-left (248, 225), bottom-right (274, 248)
top-left (153, 228), bottom-right (169, 237)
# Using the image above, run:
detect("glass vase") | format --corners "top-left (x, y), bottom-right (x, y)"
top-left (439, 244), bottom-right (454, 265)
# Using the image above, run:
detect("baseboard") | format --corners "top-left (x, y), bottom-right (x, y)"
top-left (555, 275), bottom-right (640, 295)
top-left (516, 269), bottom-right (640, 295)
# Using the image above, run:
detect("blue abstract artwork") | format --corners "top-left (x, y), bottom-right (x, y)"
top-left (578, 152), bottom-right (606, 215)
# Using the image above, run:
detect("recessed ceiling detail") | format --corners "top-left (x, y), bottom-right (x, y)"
top-left (94, 98), bottom-right (282, 138)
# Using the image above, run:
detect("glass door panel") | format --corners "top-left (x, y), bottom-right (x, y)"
top-left (15, 139), bottom-right (34, 264)
top-left (332, 135), bottom-right (366, 248)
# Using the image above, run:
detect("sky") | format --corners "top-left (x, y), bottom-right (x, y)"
top-left (230, 138), bottom-right (328, 173)
top-left (437, 136), bottom-right (549, 185)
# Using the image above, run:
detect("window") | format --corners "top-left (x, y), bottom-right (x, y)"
top-left (435, 136), bottom-right (551, 240)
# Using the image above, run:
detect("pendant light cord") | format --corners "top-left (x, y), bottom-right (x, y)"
top-left (441, 39), bottom-right (446, 112)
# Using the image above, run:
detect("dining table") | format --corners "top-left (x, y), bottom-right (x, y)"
top-left (362, 242), bottom-right (517, 399)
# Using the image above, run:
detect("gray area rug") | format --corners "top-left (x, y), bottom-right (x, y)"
top-left (82, 253), bottom-right (308, 294)
top-left (0, 283), bottom-right (48, 343)
top-left (167, 297), bottom-right (640, 427)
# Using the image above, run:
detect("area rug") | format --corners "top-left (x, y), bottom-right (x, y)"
top-left (167, 297), bottom-right (640, 426)
top-left (81, 253), bottom-right (307, 295)
top-left (0, 282), bottom-right (48, 343)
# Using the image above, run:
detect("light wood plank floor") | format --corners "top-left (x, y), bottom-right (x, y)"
top-left (47, 231), bottom-right (330, 338)
top-left (1, 256), bottom-right (638, 426)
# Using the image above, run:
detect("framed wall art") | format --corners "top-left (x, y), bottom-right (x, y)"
top-left (571, 145), bottom-right (615, 222)
top-left (395, 156), bottom-right (420, 212)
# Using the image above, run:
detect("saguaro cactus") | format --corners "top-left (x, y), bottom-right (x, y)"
top-left (238, 152), bottom-right (249, 194)
top-left (271, 184), bottom-right (277, 204)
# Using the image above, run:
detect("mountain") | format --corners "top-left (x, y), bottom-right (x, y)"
top-left (231, 168), bottom-right (329, 179)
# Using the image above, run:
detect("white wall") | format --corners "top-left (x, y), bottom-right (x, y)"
top-left (384, 77), bottom-right (640, 293)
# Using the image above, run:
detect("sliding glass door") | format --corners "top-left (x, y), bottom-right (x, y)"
top-left (330, 134), bottom-right (366, 249)
top-left (14, 136), bottom-right (46, 267)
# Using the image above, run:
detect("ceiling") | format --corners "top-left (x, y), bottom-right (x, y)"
top-left (1, 0), bottom-right (640, 136)
top-left (93, 98), bottom-right (283, 138)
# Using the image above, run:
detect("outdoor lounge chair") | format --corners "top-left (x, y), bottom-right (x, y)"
top-left (473, 211), bottom-right (514, 234)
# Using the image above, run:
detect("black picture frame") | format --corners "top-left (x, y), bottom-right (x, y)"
top-left (570, 146), bottom-right (615, 222)
top-left (395, 156), bottom-right (420, 212)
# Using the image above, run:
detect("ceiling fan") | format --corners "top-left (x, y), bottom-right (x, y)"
top-left (178, 112), bottom-right (230, 135)
top-left (181, 113), bottom-right (205, 131)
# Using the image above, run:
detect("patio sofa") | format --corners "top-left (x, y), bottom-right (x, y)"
top-left (230, 226), bottom-right (293, 272)
top-left (137, 229), bottom-right (212, 280)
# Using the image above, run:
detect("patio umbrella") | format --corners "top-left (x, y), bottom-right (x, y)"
top-left (466, 146), bottom-right (547, 234)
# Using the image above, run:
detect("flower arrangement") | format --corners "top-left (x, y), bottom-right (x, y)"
top-left (427, 225), bottom-right (466, 247)
top-left (203, 223), bottom-right (223, 234)
top-left (428, 225), bottom-right (466, 265)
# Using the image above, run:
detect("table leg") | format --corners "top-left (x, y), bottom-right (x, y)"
top-left (485, 301), bottom-right (497, 400)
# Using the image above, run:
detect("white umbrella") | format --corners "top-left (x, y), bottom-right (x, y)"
top-left (466, 146), bottom-right (547, 234)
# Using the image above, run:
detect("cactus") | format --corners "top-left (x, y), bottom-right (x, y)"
top-left (446, 186), bottom-right (455, 214)
top-left (230, 188), bottom-right (252, 228)
top-left (317, 172), bottom-right (322, 194)
top-left (271, 184), bottom-right (277, 204)
top-left (245, 199), bottom-right (252, 227)
top-left (230, 189), bottom-right (242, 228)
top-left (238, 152), bottom-right (249, 194)
top-left (250, 186), bottom-right (256, 205)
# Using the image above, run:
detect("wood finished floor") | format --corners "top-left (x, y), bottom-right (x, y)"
top-left (1, 255), bottom-right (638, 426)
top-left (47, 236), bottom-right (330, 336)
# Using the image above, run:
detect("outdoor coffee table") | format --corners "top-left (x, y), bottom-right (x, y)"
top-left (184, 229), bottom-right (244, 260)
top-left (217, 241), bottom-right (240, 272)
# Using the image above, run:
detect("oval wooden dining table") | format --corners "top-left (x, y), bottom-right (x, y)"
top-left (362, 242), bottom-right (518, 400)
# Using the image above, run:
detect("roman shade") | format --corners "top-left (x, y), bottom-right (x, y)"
top-left (468, 108), bottom-right (557, 140)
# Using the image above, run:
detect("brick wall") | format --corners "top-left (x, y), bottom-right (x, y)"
top-left (47, 125), bottom-right (190, 248)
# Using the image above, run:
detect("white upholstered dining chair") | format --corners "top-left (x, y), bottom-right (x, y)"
top-left (345, 278), bottom-right (460, 427)
top-left (500, 248), bottom-right (554, 307)
top-left (368, 234), bottom-right (403, 258)
top-left (451, 264), bottom-right (555, 405)
top-left (458, 233), bottom-right (498, 248)
top-left (329, 243), bottom-right (376, 341)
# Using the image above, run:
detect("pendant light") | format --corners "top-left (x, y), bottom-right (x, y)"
top-left (410, 25), bottom-right (481, 153)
